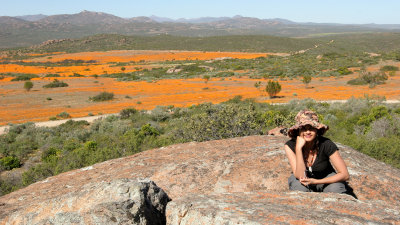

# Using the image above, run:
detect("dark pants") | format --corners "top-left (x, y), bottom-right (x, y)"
top-left (288, 172), bottom-right (347, 193)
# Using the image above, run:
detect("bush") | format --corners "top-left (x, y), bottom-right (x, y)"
top-left (265, 80), bottom-right (281, 98)
top-left (70, 73), bottom-right (84, 77)
top-left (302, 75), bottom-right (312, 87)
top-left (0, 156), bottom-right (21, 171)
top-left (336, 67), bottom-right (352, 75)
top-left (56, 112), bottom-right (71, 119)
top-left (214, 71), bottom-right (235, 77)
top-left (89, 92), bottom-right (114, 101)
top-left (43, 79), bottom-right (69, 88)
top-left (120, 108), bottom-right (137, 119)
top-left (172, 101), bottom-right (264, 142)
top-left (45, 74), bottom-right (61, 77)
top-left (23, 81), bottom-right (33, 91)
top-left (380, 65), bottom-right (399, 72)
top-left (347, 71), bottom-right (388, 88)
top-left (11, 74), bottom-right (38, 81)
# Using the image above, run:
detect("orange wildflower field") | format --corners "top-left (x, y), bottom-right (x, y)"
top-left (0, 50), bottom-right (399, 125)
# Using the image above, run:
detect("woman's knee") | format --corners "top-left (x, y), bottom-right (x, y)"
top-left (323, 182), bottom-right (347, 194)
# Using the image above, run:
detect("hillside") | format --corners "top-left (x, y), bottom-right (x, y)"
top-left (1, 10), bottom-right (400, 48)
top-left (2, 32), bottom-right (400, 56)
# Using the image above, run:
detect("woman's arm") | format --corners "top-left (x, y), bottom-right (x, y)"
top-left (284, 140), bottom-right (307, 179)
top-left (300, 150), bottom-right (350, 185)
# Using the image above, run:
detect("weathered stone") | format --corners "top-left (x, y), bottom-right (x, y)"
top-left (166, 191), bottom-right (400, 224)
top-left (0, 135), bottom-right (399, 224)
top-left (267, 126), bottom-right (288, 136)
top-left (0, 179), bottom-right (170, 225)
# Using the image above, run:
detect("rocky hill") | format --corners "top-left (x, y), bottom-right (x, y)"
top-left (0, 135), bottom-right (399, 224)
top-left (2, 10), bottom-right (400, 48)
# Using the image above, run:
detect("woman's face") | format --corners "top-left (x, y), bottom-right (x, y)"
top-left (299, 125), bottom-right (317, 142)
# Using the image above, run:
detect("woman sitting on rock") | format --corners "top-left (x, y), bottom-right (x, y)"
top-left (284, 110), bottom-right (350, 193)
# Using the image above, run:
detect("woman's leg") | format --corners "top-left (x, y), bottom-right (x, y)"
top-left (288, 174), bottom-right (311, 192)
top-left (319, 172), bottom-right (347, 194)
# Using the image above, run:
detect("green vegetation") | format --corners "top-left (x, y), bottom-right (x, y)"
top-left (23, 81), bottom-right (33, 91)
top-left (11, 74), bottom-right (38, 81)
top-left (380, 65), bottom-right (399, 72)
top-left (0, 156), bottom-right (20, 171)
top-left (1, 97), bottom-right (400, 196)
top-left (89, 92), bottom-right (115, 102)
top-left (302, 75), bottom-right (312, 88)
top-left (265, 80), bottom-right (282, 98)
top-left (56, 112), bottom-right (71, 119)
top-left (347, 71), bottom-right (388, 88)
top-left (43, 79), bottom-right (69, 88)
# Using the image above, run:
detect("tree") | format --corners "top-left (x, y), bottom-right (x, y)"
top-left (24, 81), bottom-right (33, 91)
top-left (302, 75), bottom-right (312, 88)
top-left (265, 80), bottom-right (281, 98)
top-left (203, 75), bottom-right (210, 84)
top-left (121, 67), bottom-right (126, 72)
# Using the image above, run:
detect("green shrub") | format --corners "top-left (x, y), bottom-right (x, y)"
top-left (172, 101), bottom-right (264, 142)
top-left (43, 79), bottom-right (69, 88)
top-left (23, 81), bottom-right (33, 91)
top-left (336, 67), bottom-right (352, 75)
top-left (11, 74), bottom-right (38, 81)
top-left (265, 80), bottom-right (281, 98)
top-left (89, 92), bottom-right (114, 101)
top-left (0, 156), bottom-right (21, 171)
top-left (70, 73), bottom-right (84, 77)
top-left (56, 112), bottom-right (71, 119)
top-left (45, 74), bottom-right (61, 77)
top-left (302, 75), bottom-right (312, 87)
top-left (347, 71), bottom-right (388, 88)
top-left (214, 71), bottom-right (235, 77)
top-left (380, 65), bottom-right (399, 72)
top-left (119, 108), bottom-right (137, 119)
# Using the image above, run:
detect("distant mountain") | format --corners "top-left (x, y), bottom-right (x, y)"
top-left (176, 16), bottom-right (231, 23)
top-left (149, 15), bottom-right (175, 23)
top-left (0, 16), bottom-right (28, 24)
top-left (15, 14), bottom-right (48, 21)
top-left (1, 10), bottom-right (400, 49)
top-left (129, 16), bottom-right (155, 23)
top-left (38, 10), bottom-right (128, 25)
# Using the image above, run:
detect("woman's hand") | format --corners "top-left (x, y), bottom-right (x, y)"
top-left (296, 136), bottom-right (306, 150)
top-left (300, 177), bottom-right (318, 186)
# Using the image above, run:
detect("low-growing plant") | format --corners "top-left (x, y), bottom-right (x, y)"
top-left (380, 65), bottom-right (399, 72)
top-left (89, 92), bottom-right (114, 102)
top-left (70, 73), bottom-right (84, 77)
top-left (0, 156), bottom-right (21, 171)
top-left (347, 71), bottom-right (388, 88)
top-left (44, 74), bottom-right (61, 77)
top-left (56, 112), bottom-right (71, 119)
top-left (43, 79), bottom-right (69, 88)
top-left (11, 74), bottom-right (38, 81)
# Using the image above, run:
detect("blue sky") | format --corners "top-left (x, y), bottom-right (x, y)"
top-left (1, 0), bottom-right (399, 24)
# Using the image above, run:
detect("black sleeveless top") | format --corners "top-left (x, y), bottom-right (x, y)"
top-left (285, 136), bottom-right (338, 179)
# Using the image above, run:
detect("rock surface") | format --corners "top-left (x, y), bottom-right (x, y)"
top-left (167, 191), bottom-right (399, 224)
top-left (0, 179), bottom-right (170, 225)
top-left (1, 135), bottom-right (400, 224)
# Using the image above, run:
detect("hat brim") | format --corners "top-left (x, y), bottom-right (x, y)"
top-left (287, 121), bottom-right (328, 138)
